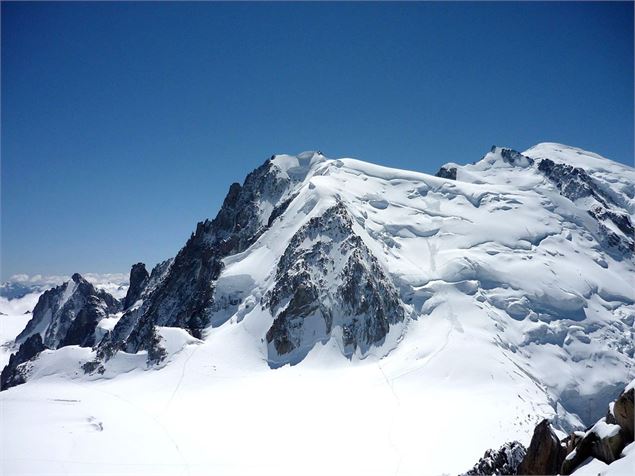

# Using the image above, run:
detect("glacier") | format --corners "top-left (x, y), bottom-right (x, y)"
top-left (0, 142), bottom-right (633, 475)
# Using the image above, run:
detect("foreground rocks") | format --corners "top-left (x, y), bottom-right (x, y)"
top-left (610, 386), bottom-right (634, 441)
top-left (463, 383), bottom-right (634, 475)
top-left (560, 419), bottom-right (624, 474)
top-left (517, 420), bottom-right (566, 475)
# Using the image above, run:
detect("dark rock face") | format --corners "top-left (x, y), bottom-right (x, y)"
top-left (560, 422), bottom-right (624, 474)
top-left (15, 273), bottom-right (120, 350)
top-left (559, 385), bottom-right (635, 474)
top-left (517, 419), bottom-right (566, 475)
top-left (462, 441), bottom-right (526, 475)
top-left (1, 334), bottom-right (45, 390)
top-left (123, 263), bottom-right (149, 310)
top-left (141, 158), bottom-right (293, 334)
top-left (498, 146), bottom-right (534, 166)
top-left (435, 166), bottom-right (457, 180)
top-left (588, 206), bottom-right (635, 253)
top-left (612, 387), bottom-right (634, 441)
top-left (267, 193), bottom-right (297, 227)
top-left (60, 301), bottom-right (106, 347)
top-left (538, 158), bottom-right (634, 253)
top-left (538, 159), bottom-right (609, 203)
top-left (5, 273), bottom-right (121, 385)
top-left (265, 202), bottom-right (405, 366)
top-left (95, 259), bottom-right (173, 362)
top-left (95, 156), bottom-right (302, 361)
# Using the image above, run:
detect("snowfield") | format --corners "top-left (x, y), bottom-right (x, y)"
top-left (0, 317), bottom-right (555, 476)
top-left (1, 143), bottom-right (634, 475)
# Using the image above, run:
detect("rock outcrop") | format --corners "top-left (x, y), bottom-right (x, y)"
top-left (465, 382), bottom-right (635, 476)
top-left (517, 419), bottom-right (566, 475)
top-left (1, 334), bottom-right (45, 390)
top-left (611, 387), bottom-right (634, 440)
top-left (462, 441), bottom-right (526, 475)
top-left (94, 259), bottom-right (173, 362)
top-left (264, 202), bottom-right (406, 366)
top-left (15, 273), bottom-right (120, 349)
top-left (497, 146), bottom-right (534, 166)
top-left (122, 263), bottom-right (149, 310)
top-left (560, 418), bottom-right (624, 474)
top-left (538, 158), bottom-right (635, 253)
top-left (435, 165), bottom-right (457, 180)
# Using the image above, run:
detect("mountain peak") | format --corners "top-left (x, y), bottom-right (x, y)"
top-left (3, 144), bottom-right (634, 458)
top-left (484, 146), bottom-right (534, 168)
top-left (12, 273), bottom-right (120, 354)
top-left (269, 151), bottom-right (328, 182)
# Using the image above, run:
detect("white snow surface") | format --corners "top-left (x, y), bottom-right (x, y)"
top-left (1, 143), bottom-right (634, 475)
top-left (571, 441), bottom-right (635, 476)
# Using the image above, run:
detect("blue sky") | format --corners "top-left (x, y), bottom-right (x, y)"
top-left (2, 1), bottom-right (633, 279)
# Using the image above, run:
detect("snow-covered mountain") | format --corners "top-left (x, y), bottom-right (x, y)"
top-left (1, 143), bottom-right (633, 476)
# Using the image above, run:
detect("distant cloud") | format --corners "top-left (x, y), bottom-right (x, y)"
top-left (7, 272), bottom-right (128, 286)
top-left (1, 272), bottom-right (129, 301)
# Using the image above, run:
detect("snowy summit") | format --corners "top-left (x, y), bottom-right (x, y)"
top-left (1, 143), bottom-right (634, 476)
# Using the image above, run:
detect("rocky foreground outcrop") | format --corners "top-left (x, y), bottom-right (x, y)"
top-left (463, 383), bottom-right (635, 475)
top-left (517, 420), bottom-right (567, 475)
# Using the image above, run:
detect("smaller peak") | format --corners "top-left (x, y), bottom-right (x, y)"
top-left (435, 165), bottom-right (457, 180)
top-left (490, 145), bottom-right (520, 157)
top-left (269, 151), bottom-right (327, 181)
top-left (485, 146), bottom-right (534, 168)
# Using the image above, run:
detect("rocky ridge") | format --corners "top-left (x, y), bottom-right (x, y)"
top-left (264, 202), bottom-right (406, 366)
top-left (15, 273), bottom-right (120, 350)
top-left (91, 154), bottom-right (319, 364)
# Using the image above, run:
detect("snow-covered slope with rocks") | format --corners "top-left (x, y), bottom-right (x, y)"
top-left (15, 273), bottom-right (121, 350)
top-left (1, 143), bottom-right (633, 475)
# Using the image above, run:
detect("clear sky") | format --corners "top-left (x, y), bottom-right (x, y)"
top-left (1, 1), bottom-right (633, 279)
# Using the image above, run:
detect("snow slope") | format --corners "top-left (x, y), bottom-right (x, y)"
top-left (1, 143), bottom-right (634, 475)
